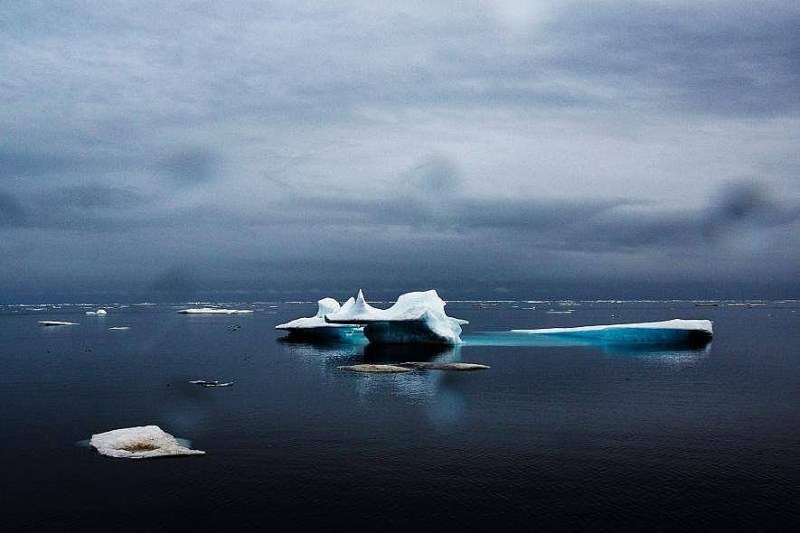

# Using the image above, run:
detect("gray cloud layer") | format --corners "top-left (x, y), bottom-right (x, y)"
top-left (1, 1), bottom-right (798, 300)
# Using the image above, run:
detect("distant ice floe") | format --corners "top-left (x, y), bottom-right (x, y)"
top-left (339, 364), bottom-right (412, 373)
top-left (89, 425), bottom-right (205, 459)
top-left (85, 308), bottom-right (107, 316)
top-left (38, 321), bottom-right (78, 326)
top-left (510, 319), bottom-right (713, 346)
top-left (177, 307), bottom-right (253, 315)
top-left (276, 297), bottom-right (365, 342)
top-left (399, 362), bottom-right (490, 371)
top-left (189, 380), bottom-right (234, 387)
top-left (108, 326), bottom-right (130, 330)
top-left (325, 290), bottom-right (468, 344)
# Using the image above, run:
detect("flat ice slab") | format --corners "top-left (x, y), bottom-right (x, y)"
top-left (325, 290), bottom-right (467, 344)
top-left (511, 319), bottom-right (713, 345)
top-left (399, 362), bottom-right (490, 371)
top-left (38, 321), bottom-right (77, 326)
top-left (90, 425), bottom-right (205, 459)
top-left (339, 364), bottom-right (412, 373)
top-left (177, 308), bottom-right (253, 315)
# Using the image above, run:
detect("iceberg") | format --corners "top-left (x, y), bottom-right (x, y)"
top-left (325, 290), bottom-right (467, 345)
top-left (177, 307), bottom-right (253, 315)
top-left (85, 308), bottom-right (107, 316)
top-left (510, 319), bottom-right (713, 347)
top-left (89, 425), bottom-right (205, 459)
top-left (275, 297), bottom-right (365, 342)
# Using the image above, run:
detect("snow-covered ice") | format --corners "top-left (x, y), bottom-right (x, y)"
top-left (338, 364), bottom-right (413, 373)
top-left (276, 297), bottom-right (364, 341)
top-left (85, 308), bottom-right (107, 316)
top-left (325, 290), bottom-right (467, 344)
top-left (177, 307), bottom-right (253, 315)
top-left (89, 425), bottom-right (205, 459)
top-left (38, 321), bottom-right (78, 326)
top-left (511, 319), bottom-right (713, 345)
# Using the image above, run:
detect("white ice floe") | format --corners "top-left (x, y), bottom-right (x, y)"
top-left (89, 425), bottom-right (205, 459)
top-left (177, 307), bottom-right (253, 315)
top-left (338, 364), bottom-right (412, 373)
top-left (189, 380), bottom-right (234, 387)
top-left (85, 308), bottom-right (107, 316)
top-left (511, 319), bottom-right (713, 345)
top-left (108, 326), bottom-right (130, 330)
top-left (38, 321), bottom-right (78, 326)
top-left (325, 290), bottom-right (468, 344)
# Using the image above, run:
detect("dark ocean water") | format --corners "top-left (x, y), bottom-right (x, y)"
top-left (2, 299), bottom-right (799, 531)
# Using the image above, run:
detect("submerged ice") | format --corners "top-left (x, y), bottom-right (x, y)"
top-left (325, 290), bottom-right (468, 344)
top-left (509, 319), bottom-right (713, 346)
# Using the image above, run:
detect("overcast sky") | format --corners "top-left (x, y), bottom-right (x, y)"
top-left (1, 1), bottom-right (799, 301)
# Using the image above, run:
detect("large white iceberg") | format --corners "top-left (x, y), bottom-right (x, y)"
top-left (511, 319), bottom-right (713, 346)
top-left (325, 290), bottom-right (467, 344)
top-left (89, 425), bottom-right (205, 459)
top-left (276, 297), bottom-right (364, 342)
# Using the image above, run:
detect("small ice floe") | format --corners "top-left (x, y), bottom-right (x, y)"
top-left (338, 364), bottom-right (413, 373)
top-left (189, 380), bottom-right (234, 387)
top-left (108, 326), bottom-right (130, 331)
top-left (86, 308), bottom-right (108, 316)
top-left (89, 425), bottom-right (205, 459)
top-left (38, 321), bottom-right (78, 326)
top-left (546, 309), bottom-right (574, 314)
top-left (399, 362), bottom-right (490, 371)
top-left (177, 308), bottom-right (253, 315)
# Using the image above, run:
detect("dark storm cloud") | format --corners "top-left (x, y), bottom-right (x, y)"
top-left (0, 191), bottom-right (27, 227)
top-left (160, 147), bottom-right (219, 186)
top-left (34, 185), bottom-right (144, 210)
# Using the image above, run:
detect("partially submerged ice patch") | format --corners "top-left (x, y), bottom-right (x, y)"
top-left (338, 364), bottom-right (413, 373)
top-left (89, 425), bottom-right (205, 459)
top-left (400, 362), bottom-right (490, 371)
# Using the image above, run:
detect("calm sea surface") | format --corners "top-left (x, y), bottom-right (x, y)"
top-left (2, 299), bottom-right (799, 531)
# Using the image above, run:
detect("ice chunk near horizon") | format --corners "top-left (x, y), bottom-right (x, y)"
top-left (276, 297), bottom-right (364, 342)
top-left (325, 290), bottom-right (468, 344)
top-left (177, 307), bottom-right (254, 315)
top-left (85, 308), bottom-right (107, 316)
top-left (89, 425), bottom-right (205, 459)
top-left (511, 319), bottom-right (713, 346)
top-left (38, 321), bottom-right (78, 326)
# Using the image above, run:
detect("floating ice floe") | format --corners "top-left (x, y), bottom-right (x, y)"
top-left (189, 380), bottom-right (234, 387)
top-left (399, 362), bottom-right (490, 371)
top-left (510, 319), bottom-right (713, 346)
top-left (38, 321), bottom-right (77, 326)
top-left (177, 307), bottom-right (253, 315)
top-left (339, 364), bottom-right (412, 373)
top-left (108, 326), bottom-right (130, 330)
top-left (325, 290), bottom-right (468, 344)
top-left (89, 425), bottom-right (205, 459)
top-left (275, 297), bottom-right (364, 342)
top-left (86, 308), bottom-right (107, 316)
